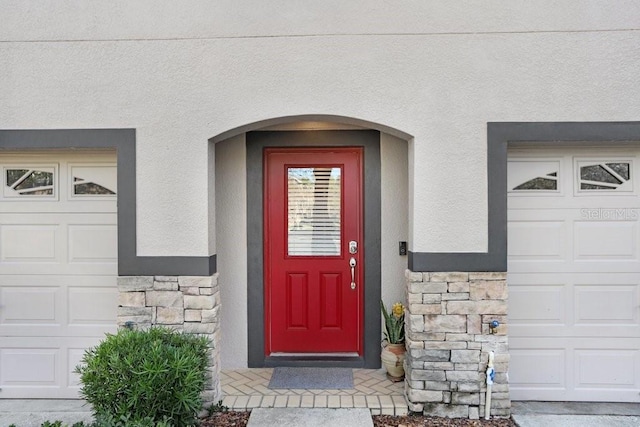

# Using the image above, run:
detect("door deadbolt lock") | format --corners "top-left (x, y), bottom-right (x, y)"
top-left (349, 240), bottom-right (358, 254)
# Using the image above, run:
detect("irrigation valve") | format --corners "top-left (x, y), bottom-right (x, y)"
top-left (489, 320), bottom-right (500, 334)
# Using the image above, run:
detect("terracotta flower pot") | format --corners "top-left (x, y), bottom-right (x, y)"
top-left (381, 342), bottom-right (406, 382)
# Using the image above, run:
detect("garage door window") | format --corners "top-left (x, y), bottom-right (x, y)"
top-left (578, 161), bottom-right (632, 191)
top-left (70, 165), bottom-right (117, 197)
top-left (508, 160), bottom-right (560, 192)
top-left (4, 166), bottom-right (56, 197)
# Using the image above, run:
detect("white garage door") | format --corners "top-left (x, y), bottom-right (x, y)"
top-left (508, 147), bottom-right (640, 402)
top-left (0, 151), bottom-right (118, 398)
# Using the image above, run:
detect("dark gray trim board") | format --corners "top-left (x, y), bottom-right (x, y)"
top-left (0, 129), bottom-right (216, 276)
top-left (246, 130), bottom-right (382, 368)
top-left (409, 121), bottom-right (640, 273)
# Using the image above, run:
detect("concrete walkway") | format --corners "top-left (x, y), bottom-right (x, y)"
top-left (511, 401), bottom-right (640, 427)
top-left (513, 414), bottom-right (640, 426)
top-left (0, 399), bottom-right (93, 427)
top-left (3, 399), bottom-right (640, 427)
top-left (247, 408), bottom-right (373, 427)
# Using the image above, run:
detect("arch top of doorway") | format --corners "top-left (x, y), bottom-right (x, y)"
top-left (209, 114), bottom-right (413, 143)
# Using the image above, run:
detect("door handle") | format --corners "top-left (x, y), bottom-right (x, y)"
top-left (349, 257), bottom-right (357, 290)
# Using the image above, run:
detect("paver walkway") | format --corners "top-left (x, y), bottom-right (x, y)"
top-left (221, 368), bottom-right (408, 416)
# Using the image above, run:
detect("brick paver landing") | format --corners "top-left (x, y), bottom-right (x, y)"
top-left (221, 368), bottom-right (408, 416)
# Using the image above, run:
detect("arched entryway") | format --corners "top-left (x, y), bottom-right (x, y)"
top-left (212, 116), bottom-right (411, 369)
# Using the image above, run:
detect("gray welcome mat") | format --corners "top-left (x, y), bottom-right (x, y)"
top-left (268, 367), bottom-right (353, 389)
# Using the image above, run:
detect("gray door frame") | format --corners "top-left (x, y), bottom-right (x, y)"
top-left (246, 130), bottom-right (381, 368)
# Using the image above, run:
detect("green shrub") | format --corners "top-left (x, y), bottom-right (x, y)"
top-left (75, 327), bottom-right (209, 427)
top-left (38, 416), bottom-right (170, 427)
top-left (40, 422), bottom-right (84, 427)
top-left (92, 413), bottom-right (171, 427)
top-left (206, 399), bottom-right (228, 415)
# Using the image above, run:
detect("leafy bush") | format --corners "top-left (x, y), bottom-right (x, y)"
top-left (206, 399), bottom-right (229, 415)
top-left (92, 413), bottom-right (171, 427)
top-left (75, 327), bottom-right (209, 427)
top-left (40, 422), bottom-right (86, 427)
top-left (38, 417), bottom-right (170, 427)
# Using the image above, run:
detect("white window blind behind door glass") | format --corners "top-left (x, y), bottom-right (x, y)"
top-left (287, 167), bottom-right (341, 256)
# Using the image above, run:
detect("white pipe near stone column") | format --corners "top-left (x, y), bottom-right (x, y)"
top-left (485, 351), bottom-right (495, 420)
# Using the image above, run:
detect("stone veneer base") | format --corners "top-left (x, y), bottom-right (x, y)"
top-left (117, 274), bottom-right (222, 407)
top-left (404, 270), bottom-right (510, 419)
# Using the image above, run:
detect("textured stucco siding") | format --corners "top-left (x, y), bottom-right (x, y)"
top-left (381, 134), bottom-right (409, 306)
top-left (215, 135), bottom-right (248, 368)
top-left (2, 1), bottom-right (640, 41)
top-left (1, 2), bottom-right (639, 255)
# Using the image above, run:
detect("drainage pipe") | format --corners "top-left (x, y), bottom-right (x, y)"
top-left (484, 351), bottom-right (495, 420)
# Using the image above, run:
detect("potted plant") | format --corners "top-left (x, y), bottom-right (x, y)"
top-left (380, 300), bottom-right (406, 381)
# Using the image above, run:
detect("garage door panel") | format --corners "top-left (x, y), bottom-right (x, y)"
top-left (68, 286), bottom-right (118, 325)
top-left (1, 278), bottom-right (117, 335)
top-left (509, 284), bottom-right (565, 324)
top-left (1, 286), bottom-right (61, 325)
top-left (510, 278), bottom-right (639, 337)
top-left (0, 336), bottom-right (108, 398)
top-left (0, 214), bottom-right (116, 275)
top-left (575, 349), bottom-right (639, 389)
top-left (0, 250), bottom-right (116, 275)
top-left (512, 325), bottom-right (640, 339)
top-left (68, 224), bottom-right (117, 262)
top-left (509, 348), bottom-right (566, 388)
top-left (0, 263), bottom-right (116, 276)
top-left (510, 337), bottom-right (640, 401)
top-left (510, 387), bottom-right (640, 402)
top-left (68, 348), bottom-right (87, 389)
top-left (508, 221), bottom-right (565, 259)
top-left (0, 224), bottom-right (60, 262)
top-left (574, 285), bottom-right (638, 325)
top-left (0, 348), bottom-right (59, 386)
top-left (511, 260), bottom-right (640, 274)
top-left (1, 324), bottom-right (117, 338)
top-left (574, 221), bottom-right (638, 260)
top-left (1, 274), bottom-right (117, 287)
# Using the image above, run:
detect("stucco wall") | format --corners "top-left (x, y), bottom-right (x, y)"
top-left (215, 135), bottom-right (248, 368)
top-left (2, 2), bottom-right (639, 255)
top-left (2, 1), bottom-right (639, 40)
top-left (381, 134), bottom-right (408, 306)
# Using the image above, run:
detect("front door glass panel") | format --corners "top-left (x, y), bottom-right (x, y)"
top-left (287, 167), bottom-right (341, 256)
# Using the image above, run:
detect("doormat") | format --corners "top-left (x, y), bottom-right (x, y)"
top-left (268, 367), bottom-right (353, 389)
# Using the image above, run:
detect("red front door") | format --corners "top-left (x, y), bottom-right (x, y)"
top-left (264, 147), bottom-right (363, 354)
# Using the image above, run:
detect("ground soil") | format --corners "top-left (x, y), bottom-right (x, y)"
top-left (372, 414), bottom-right (517, 427)
top-left (201, 411), bottom-right (251, 426)
top-left (201, 411), bottom-right (517, 427)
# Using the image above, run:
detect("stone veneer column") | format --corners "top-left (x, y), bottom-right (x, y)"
top-left (404, 270), bottom-right (510, 419)
top-left (117, 274), bottom-right (222, 407)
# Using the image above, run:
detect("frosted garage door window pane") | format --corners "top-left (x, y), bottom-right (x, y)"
top-left (579, 162), bottom-right (631, 190)
top-left (5, 167), bottom-right (55, 196)
top-left (288, 167), bottom-right (341, 256)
